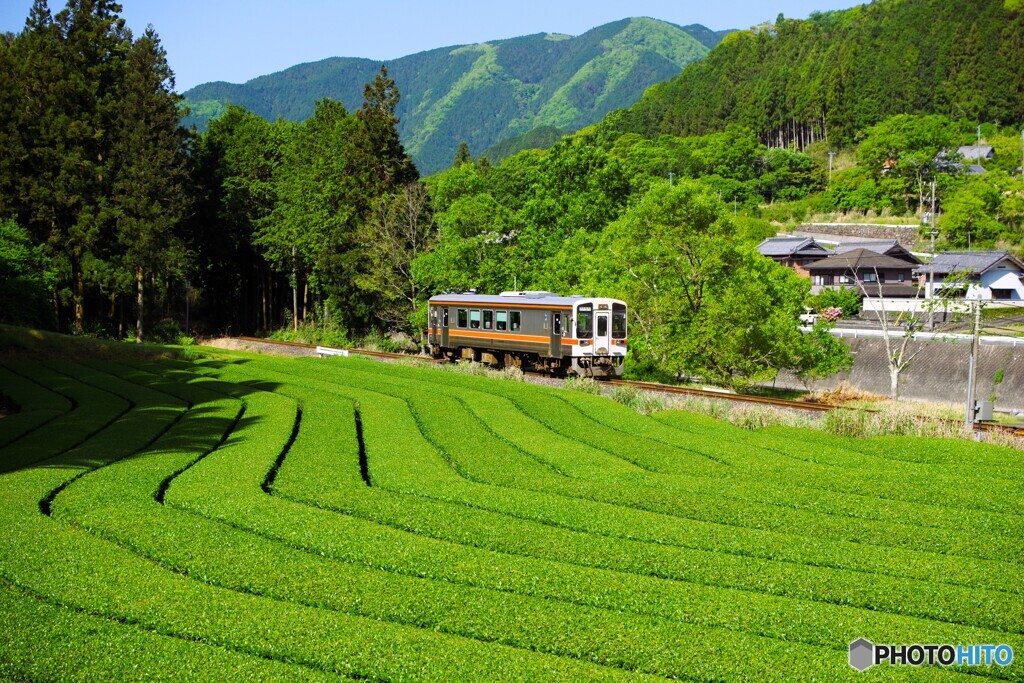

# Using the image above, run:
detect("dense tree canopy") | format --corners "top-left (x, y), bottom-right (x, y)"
top-left (610, 0), bottom-right (1024, 150)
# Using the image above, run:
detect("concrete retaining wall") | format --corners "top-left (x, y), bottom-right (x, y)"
top-left (795, 223), bottom-right (920, 247)
top-left (769, 337), bottom-right (1024, 411)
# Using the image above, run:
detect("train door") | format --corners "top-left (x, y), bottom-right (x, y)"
top-left (549, 311), bottom-right (562, 359)
top-left (440, 307), bottom-right (450, 346)
top-left (595, 308), bottom-right (610, 354)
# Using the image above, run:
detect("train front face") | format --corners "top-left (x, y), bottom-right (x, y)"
top-left (569, 298), bottom-right (627, 377)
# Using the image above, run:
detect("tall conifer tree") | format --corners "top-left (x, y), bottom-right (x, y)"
top-left (109, 26), bottom-right (188, 341)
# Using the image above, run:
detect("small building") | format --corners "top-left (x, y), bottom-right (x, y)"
top-left (757, 236), bottom-right (833, 276)
top-left (832, 240), bottom-right (922, 265)
top-left (915, 251), bottom-right (1024, 301)
top-left (806, 248), bottom-right (920, 297)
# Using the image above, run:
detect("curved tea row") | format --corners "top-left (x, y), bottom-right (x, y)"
top-left (0, 354), bottom-right (1021, 681)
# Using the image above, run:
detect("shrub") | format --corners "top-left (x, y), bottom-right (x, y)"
top-left (808, 287), bottom-right (862, 316)
top-left (562, 375), bottom-right (602, 394)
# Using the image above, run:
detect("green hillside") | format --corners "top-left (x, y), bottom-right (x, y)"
top-left (183, 18), bottom-right (723, 174)
top-left (610, 0), bottom-right (1024, 148)
top-left (3, 340), bottom-right (1023, 680)
top-left (481, 125), bottom-right (566, 163)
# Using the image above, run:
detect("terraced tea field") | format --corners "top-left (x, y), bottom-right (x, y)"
top-left (1, 351), bottom-right (1022, 681)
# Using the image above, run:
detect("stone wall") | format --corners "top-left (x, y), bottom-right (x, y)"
top-left (794, 223), bottom-right (921, 248)
top-left (769, 338), bottom-right (1024, 411)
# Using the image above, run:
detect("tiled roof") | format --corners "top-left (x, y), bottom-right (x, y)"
top-left (805, 248), bottom-right (917, 272)
top-left (833, 240), bottom-right (922, 264)
top-left (957, 145), bottom-right (994, 159)
top-left (757, 237), bottom-right (831, 257)
top-left (917, 251), bottom-right (1024, 277)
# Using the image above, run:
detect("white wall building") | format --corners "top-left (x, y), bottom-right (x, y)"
top-left (915, 251), bottom-right (1024, 301)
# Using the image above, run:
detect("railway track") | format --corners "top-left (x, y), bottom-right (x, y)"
top-left (226, 336), bottom-right (1023, 437)
top-left (603, 378), bottom-right (837, 413)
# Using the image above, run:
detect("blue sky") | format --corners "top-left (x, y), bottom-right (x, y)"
top-left (1, 1), bottom-right (861, 92)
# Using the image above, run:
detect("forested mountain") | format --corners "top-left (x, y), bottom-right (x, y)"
top-left (480, 126), bottom-right (566, 164)
top-left (183, 18), bottom-right (727, 174)
top-left (607, 0), bottom-right (1024, 149)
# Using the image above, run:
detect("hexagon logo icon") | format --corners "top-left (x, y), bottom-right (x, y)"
top-left (849, 638), bottom-right (874, 671)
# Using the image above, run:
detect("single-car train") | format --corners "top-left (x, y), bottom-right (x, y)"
top-left (427, 291), bottom-right (627, 377)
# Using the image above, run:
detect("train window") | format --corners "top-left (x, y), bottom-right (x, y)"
top-left (576, 305), bottom-right (593, 338)
top-left (457, 309), bottom-right (467, 328)
top-left (483, 310), bottom-right (493, 330)
top-left (496, 311), bottom-right (507, 331)
top-left (553, 313), bottom-right (562, 336)
top-left (510, 311), bottom-right (522, 332)
top-left (470, 309), bottom-right (481, 329)
top-left (597, 314), bottom-right (608, 337)
top-left (442, 308), bottom-right (449, 327)
top-left (612, 303), bottom-right (626, 339)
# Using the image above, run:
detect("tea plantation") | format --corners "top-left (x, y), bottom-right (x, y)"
top-left (0, 350), bottom-right (1021, 681)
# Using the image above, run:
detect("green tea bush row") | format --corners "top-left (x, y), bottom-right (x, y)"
top-left (1, 366), bottom-right (641, 683)
top-left (4, 355), bottom-right (1019, 680)
top-left (157, 361), bottom-right (1020, 677)
top-left (320, 358), bottom-right (1023, 565)
top-left (219, 359), bottom-right (1024, 634)
top-left (0, 364), bottom-right (71, 448)
top-left (0, 581), bottom-right (346, 682)
top-left (51, 365), bottom-right (672, 682)
top-left (0, 363), bottom-right (131, 472)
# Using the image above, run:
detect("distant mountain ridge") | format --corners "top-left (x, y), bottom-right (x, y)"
top-left (182, 18), bottom-right (730, 174)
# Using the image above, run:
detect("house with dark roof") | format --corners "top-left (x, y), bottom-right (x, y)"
top-left (957, 145), bottom-right (994, 162)
top-left (756, 237), bottom-right (832, 275)
top-left (806, 248), bottom-right (921, 298)
top-left (915, 251), bottom-right (1024, 301)
top-left (832, 240), bottom-right (922, 265)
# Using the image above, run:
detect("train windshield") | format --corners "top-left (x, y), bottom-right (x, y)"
top-left (576, 305), bottom-right (593, 338)
top-left (612, 303), bottom-right (626, 339)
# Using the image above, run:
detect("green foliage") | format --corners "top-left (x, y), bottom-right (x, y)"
top-left (807, 287), bottom-right (863, 317)
top-left (590, 182), bottom-right (811, 387)
top-left (452, 141), bottom-right (472, 168)
top-left (612, 0), bottom-right (1024, 151)
top-left (791, 322), bottom-right (854, 388)
top-left (940, 176), bottom-right (1005, 247)
top-left (480, 126), bottom-right (565, 164)
top-left (0, 219), bottom-right (53, 326)
top-left (0, 1), bottom-right (188, 336)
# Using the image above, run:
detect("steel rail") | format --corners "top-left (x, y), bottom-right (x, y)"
top-left (227, 337), bottom-right (1023, 437)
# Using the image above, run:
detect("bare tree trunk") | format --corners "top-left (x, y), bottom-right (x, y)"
top-left (890, 365), bottom-right (900, 400)
top-left (292, 281), bottom-right (298, 332)
top-left (136, 265), bottom-right (144, 343)
top-left (303, 280), bottom-right (309, 324)
top-left (73, 259), bottom-right (84, 334)
top-left (260, 267), bottom-right (268, 332)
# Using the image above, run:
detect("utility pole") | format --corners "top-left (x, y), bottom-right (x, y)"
top-left (1020, 129), bottom-right (1023, 178)
top-left (734, 195), bottom-right (737, 214)
top-left (828, 151), bottom-right (836, 185)
top-left (964, 298), bottom-right (982, 431)
top-left (668, 172), bottom-right (674, 188)
top-left (927, 181), bottom-right (937, 330)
